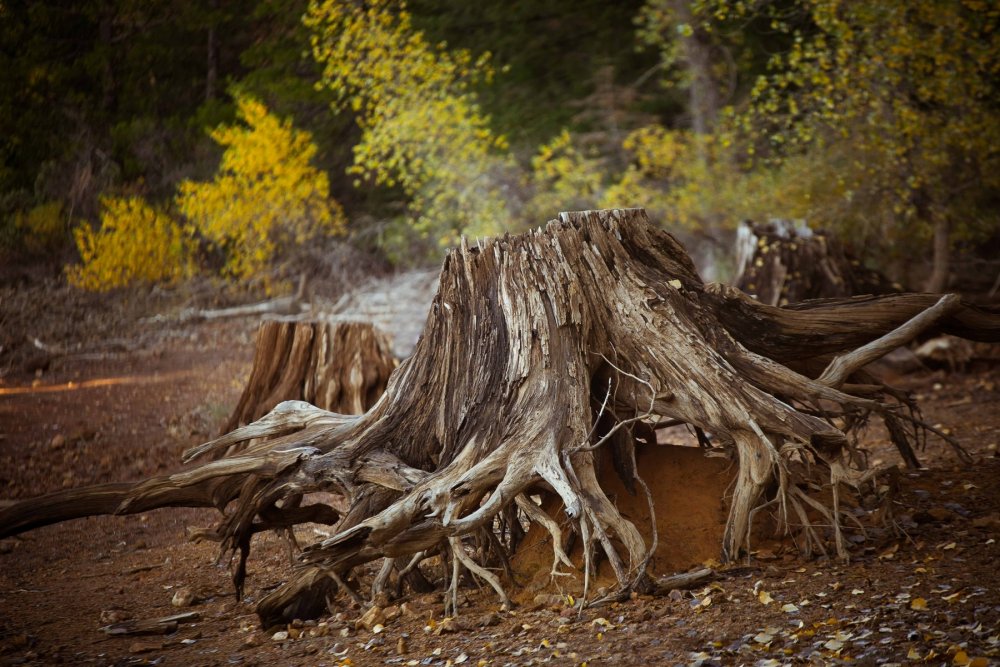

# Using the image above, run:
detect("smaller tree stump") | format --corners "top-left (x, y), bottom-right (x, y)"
top-left (734, 219), bottom-right (898, 305)
top-left (224, 319), bottom-right (396, 433)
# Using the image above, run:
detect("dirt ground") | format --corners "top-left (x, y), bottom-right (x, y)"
top-left (1, 284), bottom-right (999, 667)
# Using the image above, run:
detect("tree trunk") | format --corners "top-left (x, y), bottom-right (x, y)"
top-left (2, 209), bottom-right (998, 625)
top-left (224, 319), bottom-right (396, 435)
top-left (672, 0), bottom-right (719, 137)
top-left (205, 0), bottom-right (218, 103)
top-left (925, 216), bottom-right (951, 293)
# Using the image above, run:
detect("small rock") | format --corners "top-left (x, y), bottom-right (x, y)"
top-left (271, 630), bottom-right (289, 642)
top-left (356, 605), bottom-right (385, 632)
top-left (396, 636), bottom-right (408, 654)
top-left (242, 634), bottom-right (260, 648)
top-left (49, 434), bottom-right (66, 450)
top-left (478, 612), bottom-right (502, 627)
top-left (533, 593), bottom-right (562, 607)
top-left (434, 617), bottom-right (470, 635)
top-left (383, 605), bottom-right (401, 621)
top-left (971, 513), bottom-right (1000, 530)
top-left (129, 641), bottom-right (162, 654)
top-left (287, 627), bottom-right (302, 639)
top-left (399, 602), bottom-right (418, 617)
top-left (99, 609), bottom-right (131, 624)
top-left (171, 587), bottom-right (196, 607)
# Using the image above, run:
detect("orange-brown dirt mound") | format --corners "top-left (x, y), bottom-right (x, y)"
top-left (511, 444), bottom-right (733, 600)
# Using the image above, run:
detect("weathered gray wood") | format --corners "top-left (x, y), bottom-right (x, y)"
top-left (223, 319), bottom-right (396, 434)
top-left (100, 612), bottom-right (200, 636)
top-left (2, 208), bottom-right (999, 625)
top-left (653, 567), bottom-right (716, 593)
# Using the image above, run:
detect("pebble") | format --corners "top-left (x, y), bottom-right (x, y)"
top-left (171, 587), bottom-right (196, 607)
top-left (356, 605), bottom-right (385, 632)
top-left (128, 641), bottom-right (162, 654)
top-left (271, 630), bottom-right (289, 642)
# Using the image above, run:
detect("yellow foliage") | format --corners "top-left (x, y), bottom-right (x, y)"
top-left (731, 0), bottom-right (1000, 253)
top-left (67, 197), bottom-right (195, 291)
top-left (16, 200), bottom-right (65, 254)
top-left (177, 95), bottom-right (344, 280)
top-left (602, 126), bottom-right (719, 229)
top-left (305, 0), bottom-right (511, 248)
top-left (525, 130), bottom-right (606, 223)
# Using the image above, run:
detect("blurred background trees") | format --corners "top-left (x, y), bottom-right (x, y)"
top-left (1, 0), bottom-right (997, 293)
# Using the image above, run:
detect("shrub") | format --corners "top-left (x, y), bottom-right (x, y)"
top-left (177, 95), bottom-right (345, 281)
top-left (66, 196), bottom-right (195, 291)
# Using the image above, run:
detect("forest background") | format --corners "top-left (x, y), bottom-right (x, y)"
top-left (1, 0), bottom-right (998, 295)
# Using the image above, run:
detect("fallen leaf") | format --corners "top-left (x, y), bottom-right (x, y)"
top-left (781, 603), bottom-right (799, 613)
top-left (758, 590), bottom-right (775, 605)
top-left (824, 639), bottom-right (844, 651)
top-left (753, 632), bottom-right (774, 644)
top-left (878, 544), bottom-right (899, 560)
top-left (910, 597), bottom-right (928, 611)
top-left (908, 647), bottom-right (922, 660)
top-left (454, 653), bottom-right (468, 665)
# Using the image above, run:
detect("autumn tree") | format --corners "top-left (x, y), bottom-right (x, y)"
top-left (177, 94), bottom-right (345, 283)
top-left (304, 0), bottom-right (513, 250)
top-left (728, 0), bottom-right (1000, 291)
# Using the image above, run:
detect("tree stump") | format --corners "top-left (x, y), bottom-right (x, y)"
top-left (224, 319), bottom-right (396, 434)
top-left (2, 208), bottom-right (998, 625)
top-left (734, 219), bottom-right (899, 306)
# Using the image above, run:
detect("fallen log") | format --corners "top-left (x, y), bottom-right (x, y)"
top-left (2, 208), bottom-right (998, 626)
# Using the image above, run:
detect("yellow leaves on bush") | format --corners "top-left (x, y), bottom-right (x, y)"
top-left (66, 197), bottom-right (195, 291)
top-left (177, 95), bottom-right (344, 281)
top-left (731, 0), bottom-right (1000, 252)
top-left (524, 130), bottom-right (606, 224)
top-left (15, 201), bottom-right (65, 254)
top-left (305, 0), bottom-right (510, 249)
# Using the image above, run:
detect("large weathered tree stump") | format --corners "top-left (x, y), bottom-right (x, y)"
top-left (2, 209), bottom-right (999, 626)
top-left (225, 319), bottom-right (396, 433)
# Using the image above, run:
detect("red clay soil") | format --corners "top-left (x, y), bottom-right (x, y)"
top-left (1, 310), bottom-right (999, 666)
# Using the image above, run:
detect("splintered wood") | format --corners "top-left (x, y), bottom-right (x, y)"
top-left (3, 208), bottom-right (998, 626)
top-left (224, 319), bottom-right (396, 432)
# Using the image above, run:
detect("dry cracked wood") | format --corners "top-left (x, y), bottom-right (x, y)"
top-left (224, 319), bottom-right (395, 434)
top-left (2, 208), bottom-right (998, 626)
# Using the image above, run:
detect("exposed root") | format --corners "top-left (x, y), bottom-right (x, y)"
top-left (3, 208), bottom-right (998, 623)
